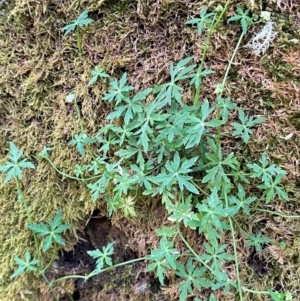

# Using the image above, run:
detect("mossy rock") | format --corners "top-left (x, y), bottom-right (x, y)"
top-left (1, 0), bottom-right (300, 300)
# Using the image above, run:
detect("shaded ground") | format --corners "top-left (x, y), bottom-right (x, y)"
top-left (0, 0), bottom-right (299, 300)
top-left (46, 214), bottom-right (163, 301)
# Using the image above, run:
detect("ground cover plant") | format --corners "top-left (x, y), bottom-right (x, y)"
top-left (0, 0), bottom-right (300, 301)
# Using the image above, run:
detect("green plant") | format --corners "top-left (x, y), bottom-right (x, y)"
top-left (0, 142), bottom-right (144, 301)
top-left (28, 210), bottom-right (70, 252)
top-left (1, 4), bottom-right (296, 301)
top-left (63, 10), bottom-right (94, 54)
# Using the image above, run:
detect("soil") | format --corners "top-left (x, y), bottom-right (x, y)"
top-left (47, 214), bottom-right (165, 301)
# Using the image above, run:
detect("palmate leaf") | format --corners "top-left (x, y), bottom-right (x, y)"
top-left (245, 232), bottom-right (271, 252)
top-left (246, 152), bottom-right (286, 186)
top-left (228, 184), bottom-right (256, 215)
top-left (28, 210), bottom-right (70, 252)
top-left (168, 195), bottom-right (199, 226)
top-left (190, 68), bottom-right (215, 89)
top-left (231, 109), bottom-right (265, 143)
top-left (11, 252), bottom-right (40, 279)
top-left (103, 73), bottom-right (134, 105)
top-left (63, 10), bottom-right (94, 35)
top-left (107, 88), bottom-right (151, 125)
top-left (183, 99), bottom-right (223, 148)
top-left (258, 175), bottom-right (289, 203)
top-left (200, 243), bottom-right (233, 273)
top-left (216, 95), bottom-right (237, 120)
top-left (68, 133), bottom-right (95, 156)
top-left (0, 142), bottom-right (35, 183)
top-left (186, 8), bottom-right (215, 36)
top-left (88, 66), bottom-right (110, 86)
top-left (154, 57), bottom-right (196, 107)
top-left (155, 226), bottom-right (177, 238)
top-left (227, 7), bottom-right (253, 34)
top-left (196, 189), bottom-right (234, 247)
top-left (156, 152), bottom-right (199, 194)
top-left (145, 237), bottom-right (180, 284)
top-left (88, 242), bottom-right (114, 272)
top-left (175, 258), bottom-right (211, 301)
top-left (117, 195), bottom-right (137, 218)
top-left (135, 100), bottom-right (169, 151)
top-left (146, 259), bottom-right (169, 285)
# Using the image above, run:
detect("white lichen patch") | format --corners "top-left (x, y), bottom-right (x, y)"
top-left (245, 21), bottom-right (277, 55)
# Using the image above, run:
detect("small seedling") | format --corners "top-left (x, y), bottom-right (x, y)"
top-left (28, 210), bottom-right (70, 252)
top-left (11, 252), bottom-right (40, 279)
top-left (88, 66), bottom-right (110, 86)
top-left (227, 7), bottom-right (253, 34)
top-left (0, 142), bottom-right (35, 183)
top-left (63, 10), bottom-right (94, 54)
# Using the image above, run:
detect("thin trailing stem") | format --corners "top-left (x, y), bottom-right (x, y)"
top-left (216, 31), bottom-right (245, 155)
top-left (51, 257), bottom-right (145, 286)
top-left (177, 224), bottom-right (215, 274)
top-left (76, 27), bottom-right (81, 54)
top-left (223, 189), bottom-right (243, 301)
top-left (193, 0), bottom-right (232, 106)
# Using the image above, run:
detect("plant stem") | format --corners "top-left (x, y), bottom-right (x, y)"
top-left (76, 27), bottom-right (81, 54)
top-left (177, 224), bottom-right (215, 274)
top-left (40, 272), bottom-right (60, 301)
top-left (254, 209), bottom-right (300, 219)
top-left (216, 31), bottom-right (245, 155)
top-left (51, 257), bottom-right (145, 286)
top-left (224, 190), bottom-right (243, 301)
top-left (193, 0), bottom-right (232, 106)
top-left (44, 157), bottom-right (102, 182)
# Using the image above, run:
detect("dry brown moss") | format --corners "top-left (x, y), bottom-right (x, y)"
top-left (0, 0), bottom-right (300, 300)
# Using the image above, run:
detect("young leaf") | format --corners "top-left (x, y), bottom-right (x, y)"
top-left (28, 210), bottom-right (70, 252)
top-left (156, 152), bottom-right (199, 193)
top-left (87, 242), bottom-right (114, 272)
top-left (268, 291), bottom-right (286, 301)
top-left (37, 146), bottom-right (53, 160)
top-left (88, 66), bottom-right (110, 86)
top-left (246, 152), bottom-right (287, 185)
top-left (105, 194), bottom-right (120, 217)
top-left (175, 258), bottom-right (211, 301)
top-left (168, 196), bottom-right (199, 227)
top-left (11, 252), bottom-right (40, 279)
top-left (231, 109), bottom-right (265, 143)
top-left (227, 7), bottom-right (253, 34)
top-left (68, 133), bottom-right (95, 157)
top-left (66, 92), bottom-right (76, 103)
top-left (63, 10), bottom-right (94, 35)
top-left (0, 142), bottom-right (35, 183)
top-left (186, 8), bottom-right (215, 35)
top-left (245, 232), bottom-right (271, 252)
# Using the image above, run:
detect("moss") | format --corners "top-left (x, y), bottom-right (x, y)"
top-left (1, 0), bottom-right (300, 300)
